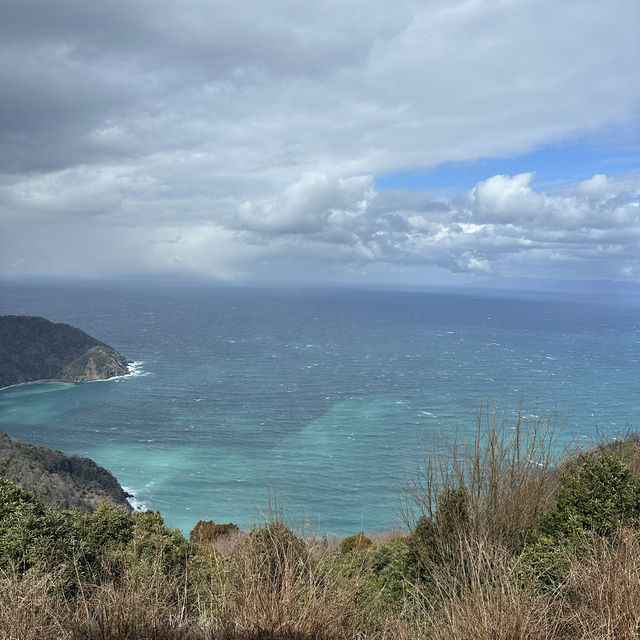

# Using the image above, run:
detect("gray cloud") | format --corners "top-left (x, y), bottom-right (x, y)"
top-left (1, 0), bottom-right (639, 282)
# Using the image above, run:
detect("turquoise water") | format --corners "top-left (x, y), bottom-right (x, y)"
top-left (0, 280), bottom-right (639, 535)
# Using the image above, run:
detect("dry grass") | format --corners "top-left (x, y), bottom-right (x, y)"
top-left (560, 528), bottom-right (640, 640)
top-left (403, 403), bottom-right (563, 555)
top-left (196, 522), bottom-right (369, 640)
top-left (414, 528), bottom-right (640, 640)
top-left (419, 537), bottom-right (563, 640)
top-left (0, 566), bottom-right (73, 640)
top-left (8, 530), bottom-right (640, 640)
top-left (69, 560), bottom-right (193, 640)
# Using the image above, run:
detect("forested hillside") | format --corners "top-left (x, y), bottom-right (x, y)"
top-left (0, 432), bottom-right (131, 512)
top-left (0, 315), bottom-right (128, 387)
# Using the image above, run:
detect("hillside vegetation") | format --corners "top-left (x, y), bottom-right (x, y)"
top-left (0, 432), bottom-right (132, 513)
top-left (0, 315), bottom-right (128, 388)
top-left (2, 408), bottom-right (640, 639)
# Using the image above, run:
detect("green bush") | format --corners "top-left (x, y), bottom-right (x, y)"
top-left (520, 451), bottom-right (640, 589)
top-left (0, 476), bottom-right (187, 582)
top-left (361, 537), bottom-right (416, 612)
top-left (0, 476), bottom-right (40, 522)
top-left (128, 510), bottom-right (188, 573)
top-left (408, 488), bottom-right (470, 572)
top-left (0, 477), bottom-right (84, 571)
top-left (85, 503), bottom-right (135, 548)
top-left (539, 452), bottom-right (640, 538)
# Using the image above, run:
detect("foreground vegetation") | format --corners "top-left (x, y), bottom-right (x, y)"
top-left (2, 408), bottom-right (640, 639)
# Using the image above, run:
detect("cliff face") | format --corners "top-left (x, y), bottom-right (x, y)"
top-left (0, 432), bottom-right (132, 513)
top-left (59, 345), bottom-right (129, 382)
top-left (0, 315), bottom-right (129, 388)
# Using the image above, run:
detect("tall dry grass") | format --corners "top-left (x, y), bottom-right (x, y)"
top-left (561, 528), bottom-right (640, 640)
top-left (70, 555), bottom-right (193, 639)
top-left (0, 566), bottom-right (73, 640)
top-left (404, 403), bottom-right (562, 556)
top-left (398, 403), bottom-right (569, 640)
top-left (193, 521), bottom-right (375, 640)
top-left (416, 536), bottom-right (563, 640)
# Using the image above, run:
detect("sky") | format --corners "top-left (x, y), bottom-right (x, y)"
top-left (1, 0), bottom-right (640, 285)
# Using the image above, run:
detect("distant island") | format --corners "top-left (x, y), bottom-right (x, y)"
top-left (0, 431), bottom-right (132, 512)
top-left (0, 315), bottom-right (129, 388)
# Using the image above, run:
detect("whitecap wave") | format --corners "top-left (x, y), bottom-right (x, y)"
top-left (126, 361), bottom-right (147, 377)
top-left (96, 361), bottom-right (148, 384)
top-left (122, 486), bottom-right (148, 511)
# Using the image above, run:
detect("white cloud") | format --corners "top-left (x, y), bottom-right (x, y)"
top-left (7, 166), bottom-right (639, 282)
top-left (0, 0), bottom-right (639, 282)
top-left (234, 173), bottom-right (373, 234)
top-left (464, 173), bottom-right (541, 223)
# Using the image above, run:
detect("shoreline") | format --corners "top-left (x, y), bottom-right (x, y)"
top-left (122, 485), bottom-right (148, 512)
top-left (0, 361), bottom-right (144, 392)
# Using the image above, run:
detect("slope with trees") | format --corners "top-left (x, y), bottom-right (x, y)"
top-left (0, 315), bottom-right (129, 388)
top-left (0, 431), bottom-right (132, 512)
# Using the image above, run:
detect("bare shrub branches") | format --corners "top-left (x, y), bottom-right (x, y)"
top-left (403, 402), bottom-right (562, 553)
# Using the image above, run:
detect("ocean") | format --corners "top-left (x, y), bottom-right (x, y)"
top-left (0, 279), bottom-right (639, 536)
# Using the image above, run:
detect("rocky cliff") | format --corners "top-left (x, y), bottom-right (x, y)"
top-left (0, 315), bottom-right (129, 388)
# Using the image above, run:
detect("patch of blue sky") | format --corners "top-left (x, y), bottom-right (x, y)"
top-left (375, 138), bottom-right (640, 198)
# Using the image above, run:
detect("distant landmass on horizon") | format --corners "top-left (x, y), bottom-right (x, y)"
top-left (467, 277), bottom-right (640, 294)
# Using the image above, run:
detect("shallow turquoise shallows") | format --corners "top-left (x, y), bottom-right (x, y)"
top-left (1, 280), bottom-right (639, 536)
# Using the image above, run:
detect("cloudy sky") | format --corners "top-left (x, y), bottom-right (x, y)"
top-left (1, 0), bottom-right (640, 285)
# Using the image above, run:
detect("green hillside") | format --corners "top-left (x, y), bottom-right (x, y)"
top-left (0, 432), bottom-right (132, 512)
top-left (0, 315), bottom-right (128, 388)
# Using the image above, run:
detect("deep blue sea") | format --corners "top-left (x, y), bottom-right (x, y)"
top-left (0, 279), bottom-right (639, 536)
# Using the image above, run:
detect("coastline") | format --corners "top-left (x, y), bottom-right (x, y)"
top-left (0, 361), bottom-right (144, 392)
top-left (122, 485), bottom-right (148, 512)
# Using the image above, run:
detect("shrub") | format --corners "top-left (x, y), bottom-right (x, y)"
top-left (361, 537), bottom-right (416, 613)
top-left (189, 520), bottom-right (239, 544)
top-left (85, 503), bottom-right (134, 548)
top-left (520, 450), bottom-right (640, 589)
top-left (339, 531), bottom-right (373, 554)
top-left (539, 451), bottom-right (640, 538)
top-left (404, 404), bottom-right (560, 563)
top-left (127, 510), bottom-right (188, 574)
top-left (409, 488), bottom-right (470, 571)
top-left (0, 477), bottom-right (84, 573)
top-left (0, 476), bottom-right (41, 522)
